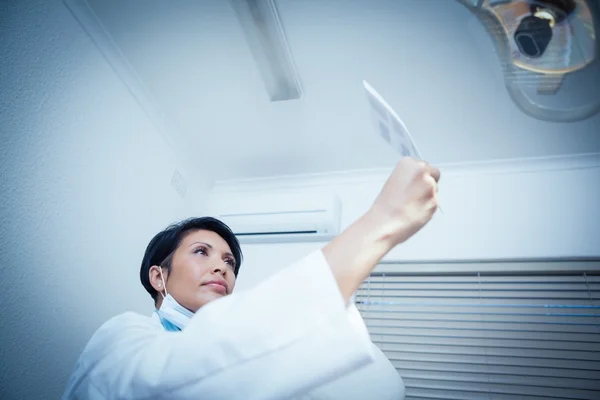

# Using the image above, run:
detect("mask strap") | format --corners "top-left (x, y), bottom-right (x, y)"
top-left (159, 268), bottom-right (168, 299)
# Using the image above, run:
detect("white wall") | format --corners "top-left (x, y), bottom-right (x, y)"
top-left (208, 154), bottom-right (600, 290)
top-left (0, 1), bottom-right (206, 398)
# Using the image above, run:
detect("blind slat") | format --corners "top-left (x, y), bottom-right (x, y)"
top-left (356, 297), bottom-right (600, 306)
top-left (373, 335), bottom-right (599, 351)
top-left (357, 303), bottom-right (600, 313)
top-left (364, 275), bottom-right (596, 283)
top-left (378, 343), bottom-right (600, 361)
top-left (354, 311), bottom-right (599, 324)
top-left (362, 318), bottom-right (600, 334)
top-left (404, 387), bottom-right (488, 400)
top-left (357, 289), bottom-right (597, 299)
top-left (405, 387), bottom-right (576, 400)
top-left (402, 378), bottom-right (599, 400)
top-left (396, 369), bottom-right (600, 391)
top-left (366, 326), bottom-right (600, 342)
top-left (358, 282), bottom-right (591, 290)
top-left (389, 360), bottom-right (600, 380)
top-left (386, 351), bottom-right (598, 370)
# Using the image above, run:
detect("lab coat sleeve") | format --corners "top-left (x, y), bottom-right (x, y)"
top-left (67, 250), bottom-right (375, 400)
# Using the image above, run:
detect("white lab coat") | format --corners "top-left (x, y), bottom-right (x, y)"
top-left (63, 250), bottom-right (405, 400)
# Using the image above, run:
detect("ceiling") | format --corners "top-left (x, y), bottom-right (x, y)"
top-left (82, 0), bottom-right (600, 182)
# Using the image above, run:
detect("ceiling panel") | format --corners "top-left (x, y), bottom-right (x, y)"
top-left (83, 0), bottom-right (600, 181)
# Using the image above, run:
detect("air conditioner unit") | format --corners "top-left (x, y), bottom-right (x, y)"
top-left (214, 191), bottom-right (342, 244)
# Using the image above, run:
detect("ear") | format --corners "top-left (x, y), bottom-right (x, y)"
top-left (149, 265), bottom-right (167, 295)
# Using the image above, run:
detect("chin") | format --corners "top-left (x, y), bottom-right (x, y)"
top-left (197, 293), bottom-right (225, 309)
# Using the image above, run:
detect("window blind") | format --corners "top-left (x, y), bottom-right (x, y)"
top-left (355, 262), bottom-right (600, 400)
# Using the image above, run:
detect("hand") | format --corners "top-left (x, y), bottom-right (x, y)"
top-left (322, 157), bottom-right (440, 303)
top-left (368, 157), bottom-right (441, 246)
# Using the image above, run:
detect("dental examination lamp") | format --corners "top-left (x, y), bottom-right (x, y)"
top-left (457, 0), bottom-right (600, 122)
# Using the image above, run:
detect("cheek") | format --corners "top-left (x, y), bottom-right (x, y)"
top-left (177, 260), bottom-right (211, 287)
top-left (228, 275), bottom-right (237, 293)
top-left (191, 259), bottom-right (213, 278)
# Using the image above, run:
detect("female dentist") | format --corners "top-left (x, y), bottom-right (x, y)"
top-left (63, 157), bottom-right (440, 400)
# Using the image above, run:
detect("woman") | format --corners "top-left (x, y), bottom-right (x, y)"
top-left (63, 157), bottom-right (441, 399)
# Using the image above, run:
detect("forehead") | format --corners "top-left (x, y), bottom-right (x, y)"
top-left (180, 229), bottom-right (232, 254)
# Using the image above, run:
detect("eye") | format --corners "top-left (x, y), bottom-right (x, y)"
top-left (193, 246), bottom-right (208, 256)
top-left (224, 258), bottom-right (236, 268)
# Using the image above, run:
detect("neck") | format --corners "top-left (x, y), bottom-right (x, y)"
top-left (155, 297), bottom-right (163, 310)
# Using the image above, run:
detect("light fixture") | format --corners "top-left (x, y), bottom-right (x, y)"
top-left (229, 0), bottom-right (303, 102)
top-left (459, 0), bottom-right (600, 122)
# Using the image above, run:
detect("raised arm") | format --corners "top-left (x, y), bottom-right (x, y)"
top-left (324, 157), bottom-right (441, 302)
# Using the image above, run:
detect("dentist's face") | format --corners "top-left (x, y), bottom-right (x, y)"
top-left (156, 229), bottom-right (238, 312)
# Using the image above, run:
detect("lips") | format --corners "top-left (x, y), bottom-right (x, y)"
top-left (203, 280), bottom-right (228, 294)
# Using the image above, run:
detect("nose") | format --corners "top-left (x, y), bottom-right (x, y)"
top-left (211, 263), bottom-right (227, 276)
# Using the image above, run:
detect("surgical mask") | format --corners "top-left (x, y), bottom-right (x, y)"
top-left (155, 269), bottom-right (193, 331)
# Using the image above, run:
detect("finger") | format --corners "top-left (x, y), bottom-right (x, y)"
top-left (423, 174), bottom-right (438, 195)
top-left (427, 164), bottom-right (441, 183)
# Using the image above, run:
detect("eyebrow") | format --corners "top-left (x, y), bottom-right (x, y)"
top-left (189, 241), bottom-right (235, 260)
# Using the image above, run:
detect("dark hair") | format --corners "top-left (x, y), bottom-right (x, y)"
top-left (140, 217), bottom-right (243, 302)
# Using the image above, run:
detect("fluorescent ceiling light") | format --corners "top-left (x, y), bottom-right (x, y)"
top-left (229, 0), bottom-right (302, 101)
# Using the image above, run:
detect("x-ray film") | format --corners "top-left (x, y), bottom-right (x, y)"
top-left (363, 80), bottom-right (423, 160)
